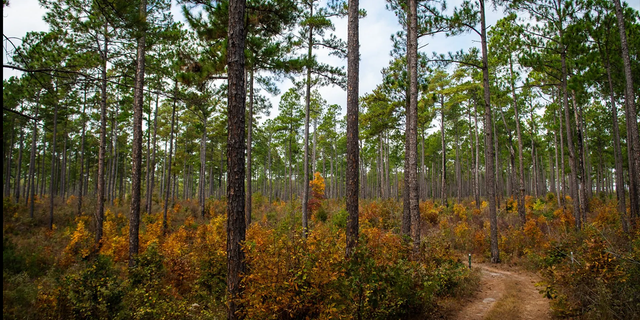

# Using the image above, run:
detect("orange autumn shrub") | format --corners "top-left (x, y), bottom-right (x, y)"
top-left (308, 172), bottom-right (326, 215)
top-left (453, 203), bottom-right (467, 220)
top-left (99, 210), bottom-right (129, 262)
top-left (241, 223), bottom-right (345, 319)
top-left (420, 200), bottom-right (440, 225)
top-left (60, 216), bottom-right (93, 267)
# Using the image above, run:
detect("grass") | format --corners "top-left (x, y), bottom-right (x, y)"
top-left (484, 278), bottom-right (523, 320)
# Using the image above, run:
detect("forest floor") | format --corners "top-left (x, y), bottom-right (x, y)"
top-left (451, 261), bottom-right (551, 320)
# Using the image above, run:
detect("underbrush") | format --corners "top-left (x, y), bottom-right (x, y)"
top-left (3, 193), bottom-right (475, 319)
top-left (434, 194), bottom-right (640, 319)
top-left (7, 190), bottom-right (635, 319)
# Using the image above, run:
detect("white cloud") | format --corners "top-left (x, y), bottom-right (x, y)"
top-left (2, 0), bottom-right (49, 80)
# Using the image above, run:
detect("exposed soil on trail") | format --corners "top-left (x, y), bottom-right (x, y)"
top-left (450, 263), bottom-right (551, 320)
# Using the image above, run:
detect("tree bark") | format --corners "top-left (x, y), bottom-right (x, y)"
top-left (49, 104), bottom-right (58, 230)
top-left (147, 93), bottom-right (159, 214)
top-left (246, 67), bottom-right (254, 227)
top-left (4, 117), bottom-right (15, 198)
top-left (480, 0), bottom-right (499, 263)
top-left (15, 128), bottom-right (24, 203)
top-left (441, 96), bottom-right (447, 206)
top-left (200, 116), bottom-right (207, 219)
top-left (129, 0), bottom-right (146, 267)
top-left (571, 91), bottom-right (588, 224)
top-left (605, 59), bottom-right (628, 232)
top-left (163, 82), bottom-right (178, 232)
top-left (345, 0), bottom-right (360, 257)
top-left (28, 105), bottom-right (40, 219)
top-left (559, 19), bottom-right (581, 229)
top-left (407, 0), bottom-right (420, 253)
top-left (302, 3), bottom-right (314, 237)
top-left (613, 0), bottom-right (640, 226)
top-left (227, 0), bottom-right (247, 317)
top-left (510, 57), bottom-right (526, 225)
top-left (77, 91), bottom-right (87, 216)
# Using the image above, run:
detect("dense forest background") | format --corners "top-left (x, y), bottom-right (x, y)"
top-left (3, 0), bottom-right (640, 319)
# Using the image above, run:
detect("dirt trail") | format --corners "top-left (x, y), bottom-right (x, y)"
top-left (451, 263), bottom-right (550, 320)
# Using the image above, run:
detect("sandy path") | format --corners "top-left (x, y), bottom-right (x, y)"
top-left (451, 263), bottom-right (550, 320)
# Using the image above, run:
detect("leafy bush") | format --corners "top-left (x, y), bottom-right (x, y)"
top-left (56, 255), bottom-right (124, 320)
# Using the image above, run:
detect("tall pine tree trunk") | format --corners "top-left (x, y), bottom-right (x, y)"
top-left (49, 104), bottom-right (58, 230)
top-left (613, 0), bottom-right (640, 226)
top-left (480, 0), bottom-right (499, 263)
top-left (129, 0), bottom-right (146, 267)
top-left (28, 106), bottom-right (40, 218)
top-left (605, 60), bottom-right (628, 232)
top-left (226, 0), bottom-right (247, 317)
top-left (200, 117), bottom-right (207, 219)
top-left (302, 6), bottom-right (314, 237)
top-left (246, 68), bottom-right (254, 227)
top-left (511, 57), bottom-right (526, 225)
top-left (77, 92), bottom-right (87, 216)
top-left (147, 94), bottom-right (159, 214)
top-left (407, 0), bottom-right (420, 253)
top-left (345, 0), bottom-right (360, 256)
top-left (163, 83), bottom-right (177, 232)
top-left (15, 129), bottom-right (24, 203)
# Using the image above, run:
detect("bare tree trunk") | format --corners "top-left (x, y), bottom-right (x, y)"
top-left (15, 129), bottom-right (24, 203)
top-left (510, 57), bottom-right (526, 225)
top-left (440, 96), bottom-right (447, 206)
top-left (345, 0), bottom-right (360, 257)
top-left (302, 5), bottom-right (314, 237)
top-left (5, 117), bottom-right (15, 198)
top-left (572, 91), bottom-right (588, 224)
top-left (613, 0), bottom-right (640, 227)
top-left (129, 0), bottom-right (146, 267)
top-left (605, 60), bottom-right (628, 232)
top-left (49, 104), bottom-right (58, 230)
top-left (200, 116), bottom-right (207, 219)
top-left (474, 103), bottom-right (480, 208)
top-left (480, 0), bottom-right (499, 263)
top-left (493, 113), bottom-right (501, 204)
top-left (161, 141), bottom-right (166, 198)
top-left (268, 134), bottom-right (272, 203)
top-left (28, 106), bottom-right (40, 219)
top-left (246, 68), bottom-right (254, 227)
top-left (77, 92), bottom-right (87, 216)
top-left (163, 82), bottom-right (178, 232)
top-left (147, 94), bottom-right (159, 214)
top-left (60, 130), bottom-right (67, 199)
top-left (227, 0), bottom-right (248, 316)
top-left (407, 0), bottom-right (420, 253)
top-left (313, 117), bottom-right (317, 174)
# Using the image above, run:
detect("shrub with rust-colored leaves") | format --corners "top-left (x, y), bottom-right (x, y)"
top-left (241, 224), bottom-right (345, 319)
top-left (538, 228), bottom-right (640, 318)
top-left (308, 172), bottom-right (326, 215)
top-left (420, 201), bottom-right (440, 225)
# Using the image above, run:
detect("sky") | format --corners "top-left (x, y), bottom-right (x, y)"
top-left (3, 0), bottom-right (640, 122)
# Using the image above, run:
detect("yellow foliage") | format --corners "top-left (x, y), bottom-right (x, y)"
top-left (241, 224), bottom-right (345, 319)
top-left (308, 172), bottom-right (326, 214)
top-left (523, 219), bottom-right (543, 244)
top-left (420, 201), bottom-right (440, 225)
top-left (453, 203), bottom-right (467, 220)
top-left (61, 216), bottom-right (92, 266)
top-left (66, 195), bottom-right (77, 206)
top-left (310, 172), bottom-right (325, 198)
top-left (99, 210), bottom-right (128, 262)
top-left (454, 222), bottom-right (470, 239)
